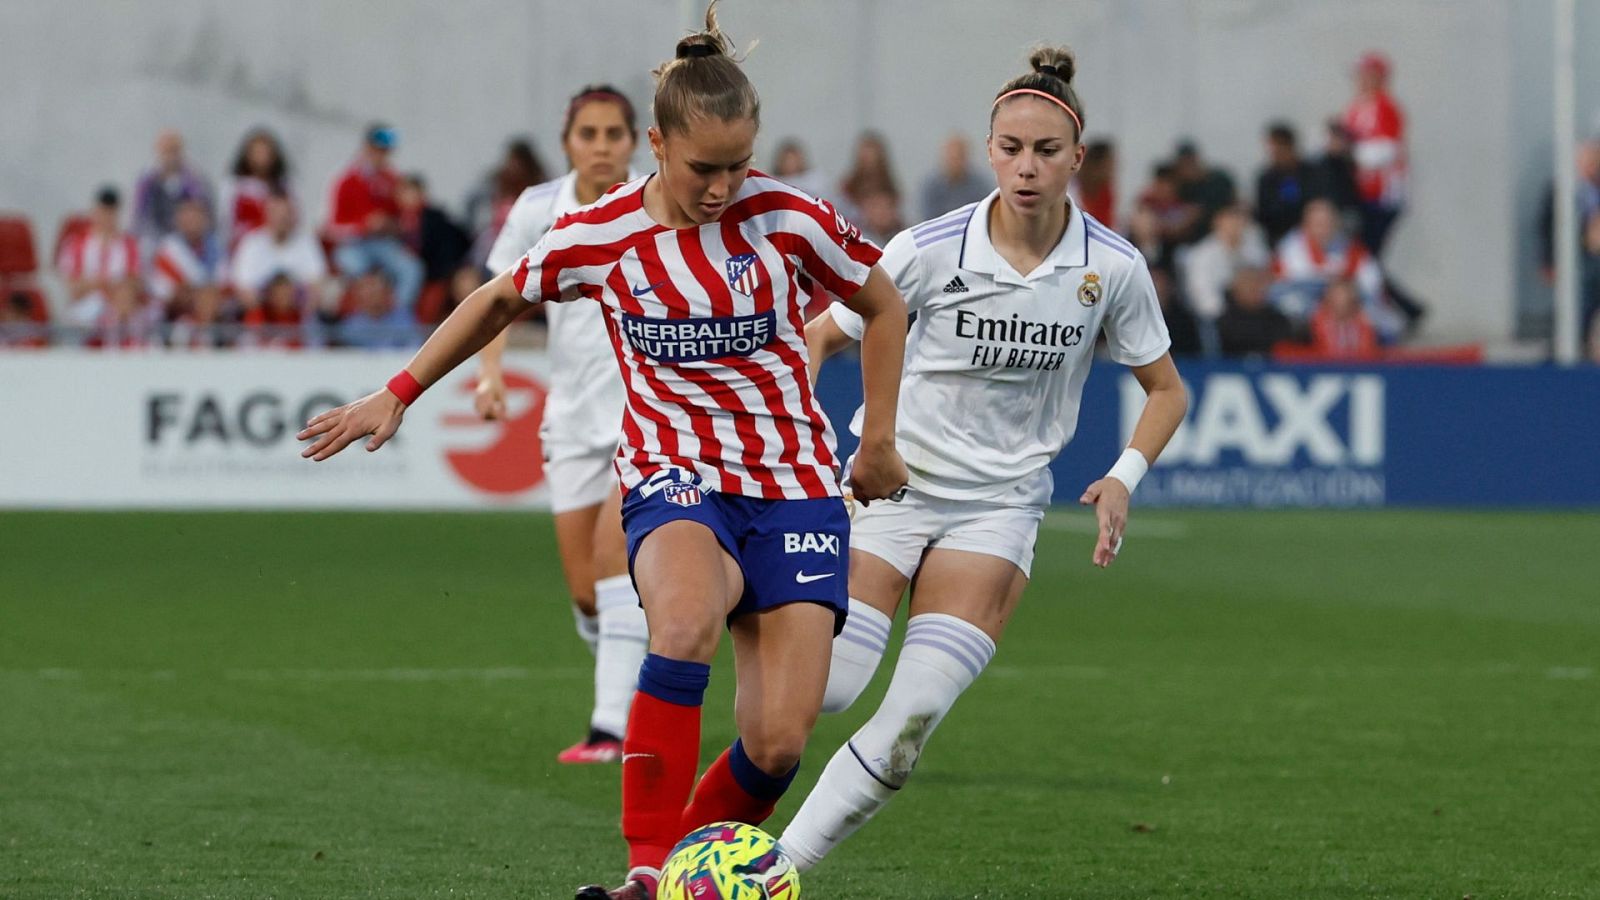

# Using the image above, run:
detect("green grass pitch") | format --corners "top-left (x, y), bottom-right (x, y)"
top-left (2, 509), bottom-right (1597, 898)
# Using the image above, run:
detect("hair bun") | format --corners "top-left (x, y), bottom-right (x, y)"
top-left (678, 40), bottom-right (720, 59)
top-left (1029, 46), bottom-right (1077, 84)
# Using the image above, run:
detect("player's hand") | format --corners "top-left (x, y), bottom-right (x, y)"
top-left (297, 389), bottom-right (406, 461)
top-left (473, 372), bottom-right (506, 421)
top-left (1079, 477), bottom-right (1130, 568)
top-left (848, 439), bottom-right (909, 506)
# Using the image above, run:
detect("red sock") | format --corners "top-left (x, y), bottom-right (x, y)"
top-left (680, 739), bottom-right (797, 833)
top-left (622, 654), bottom-right (709, 872)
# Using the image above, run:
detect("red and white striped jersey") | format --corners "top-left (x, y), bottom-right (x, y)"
top-left (56, 231), bottom-right (141, 283)
top-left (149, 233), bottom-right (226, 302)
top-left (513, 172), bottom-right (882, 500)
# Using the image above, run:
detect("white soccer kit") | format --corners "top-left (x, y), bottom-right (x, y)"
top-left (829, 191), bottom-right (1170, 575)
top-left (488, 171), bottom-right (637, 512)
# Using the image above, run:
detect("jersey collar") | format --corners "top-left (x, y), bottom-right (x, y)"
top-left (959, 189), bottom-right (1089, 283)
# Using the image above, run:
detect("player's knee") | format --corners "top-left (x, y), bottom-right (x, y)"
top-left (740, 725), bottom-right (808, 776)
top-left (646, 613), bottom-right (720, 662)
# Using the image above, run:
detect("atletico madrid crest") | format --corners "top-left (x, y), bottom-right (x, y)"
top-left (726, 253), bottom-right (761, 297)
top-left (664, 482), bottom-right (703, 507)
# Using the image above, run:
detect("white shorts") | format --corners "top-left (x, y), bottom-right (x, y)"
top-left (849, 488), bottom-right (1045, 579)
top-left (545, 449), bottom-right (618, 514)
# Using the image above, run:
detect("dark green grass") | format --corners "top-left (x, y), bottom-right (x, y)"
top-left (2, 509), bottom-right (1597, 898)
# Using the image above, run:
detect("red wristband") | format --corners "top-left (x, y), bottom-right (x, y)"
top-left (386, 370), bottom-right (424, 406)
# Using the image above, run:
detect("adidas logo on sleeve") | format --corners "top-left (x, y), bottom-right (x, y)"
top-left (942, 276), bottom-right (969, 294)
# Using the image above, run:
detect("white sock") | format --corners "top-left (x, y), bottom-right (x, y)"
top-left (781, 613), bottom-right (994, 871)
top-left (822, 598), bottom-right (892, 713)
top-left (574, 605), bottom-right (599, 657)
top-left (591, 574), bottom-right (648, 740)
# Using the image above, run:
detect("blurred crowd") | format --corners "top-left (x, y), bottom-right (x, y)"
top-left (3, 51), bottom-right (1597, 361)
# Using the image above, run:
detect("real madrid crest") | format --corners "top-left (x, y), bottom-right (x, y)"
top-left (1077, 271), bottom-right (1102, 307)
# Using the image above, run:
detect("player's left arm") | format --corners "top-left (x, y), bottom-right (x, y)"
top-left (839, 266), bottom-right (910, 503)
top-left (1081, 255), bottom-right (1188, 568)
top-left (803, 306), bottom-right (858, 386)
top-left (1080, 353), bottom-right (1187, 568)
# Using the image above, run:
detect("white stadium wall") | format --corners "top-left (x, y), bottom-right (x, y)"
top-left (1, 0), bottom-right (1597, 341)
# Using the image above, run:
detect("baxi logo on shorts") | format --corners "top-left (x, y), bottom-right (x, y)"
top-left (725, 253), bottom-right (762, 297)
top-left (620, 311), bottom-right (777, 363)
top-left (663, 482), bottom-right (703, 507)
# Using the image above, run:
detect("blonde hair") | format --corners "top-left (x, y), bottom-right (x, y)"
top-left (652, 0), bottom-right (760, 136)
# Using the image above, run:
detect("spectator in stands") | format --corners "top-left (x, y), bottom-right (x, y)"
top-left (919, 134), bottom-right (988, 221)
top-left (1538, 137), bottom-right (1600, 281)
top-left (1255, 122), bottom-right (1314, 246)
top-left (335, 271), bottom-right (416, 349)
top-left (1171, 140), bottom-right (1236, 244)
top-left (1271, 198), bottom-right (1401, 340)
top-left (1072, 140), bottom-right (1117, 229)
top-left (57, 187), bottom-right (142, 329)
top-left (223, 128), bottom-right (290, 250)
top-left (464, 138), bottom-right (549, 239)
top-left (1308, 277), bottom-right (1378, 360)
top-left (839, 130), bottom-right (901, 220)
top-left (149, 197), bottom-right (229, 338)
top-left (1585, 207), bottom-right (1600, 353)
top-left (772, 138), bottom-right (831, 200)
top-left (1343, 51), bottom-right (1427, 331)
top-left (0, 290), bottom-right (48, 348)
top-left (1309, 119), bottom-right (1362, 218)
top-left (856, 189), bottom-right (905, 248)
top-left (231, 188), bottom-right (328, 313)
top-left (426, 263), bottom-right (488, 326)
top-left (1150, 266), bottom-right (1202, 358)
top-left (1217, 267), bottom-right (1293, 359)
top-left (242, 272), bottom-right (318, 349)
top-left (1343, 52), bottom-right (1407, 257)
top-left (397, 174), bottom-right (473, 285)
top-left (1180, 203), bottom-right (1270, 355)
top-left (327, 123), bottom-right (423, 311)
top-left (132, 129), bottom-right (213, 247)
top-left (1130, 164), bottom-right (1187, 274)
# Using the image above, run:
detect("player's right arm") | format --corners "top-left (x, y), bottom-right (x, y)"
top-left (298, 228), bottom-right (582, 461)
top-left (297, 268), bottom-right (532, 460)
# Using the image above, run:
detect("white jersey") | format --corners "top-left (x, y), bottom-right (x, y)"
top-left (487, 171), bottom-right (635, 460)
top-left (829, 191), bottom-right (1170, 505)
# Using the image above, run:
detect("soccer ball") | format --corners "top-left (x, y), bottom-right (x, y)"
top-left (657, 821), bottom-right (801, 899)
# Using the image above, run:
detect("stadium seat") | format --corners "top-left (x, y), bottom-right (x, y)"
top-left (0, 214), bottom-right (39, 276)
top-left (51, 214), bottom-right (92, 268)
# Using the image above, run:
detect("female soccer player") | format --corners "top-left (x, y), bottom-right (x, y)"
top-left (477, 84), bottom-right (645, 765)
top-left (296, 5), bottom-right (909, 898)
top-left (778, 47), bottom-right (1189, 871)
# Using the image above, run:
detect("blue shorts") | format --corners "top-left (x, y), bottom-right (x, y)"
top-left (622, 469), bottom-right (850, 634)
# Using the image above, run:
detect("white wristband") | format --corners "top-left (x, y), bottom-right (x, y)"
top-left (1106, 448), bottom-right (1149, 494)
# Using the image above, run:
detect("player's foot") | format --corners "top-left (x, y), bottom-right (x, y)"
top-left (574, 871), bottom-right (657, 900)
top-left (556, 732), bottom-right (623, 764)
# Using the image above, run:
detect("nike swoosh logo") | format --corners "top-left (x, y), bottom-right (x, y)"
top-left (794, 571), bottom-right (835, 584)
top-left (622, 753), bottom-right (656, 762)
top-left (631, 280), bottom-right (668, 297)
